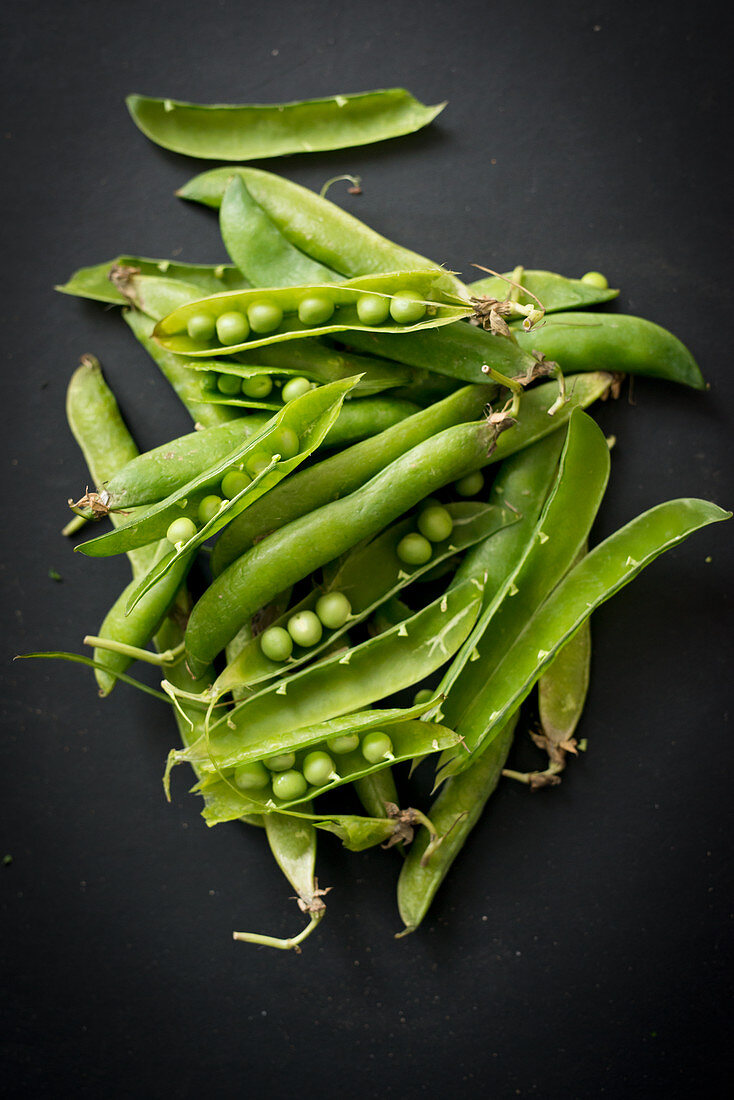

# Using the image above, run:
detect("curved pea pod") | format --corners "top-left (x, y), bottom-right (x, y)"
top-left (153, 271), bottom-right (472, 357)
top-left (537, 619), bottom-right (591, 753)
top-left (76, 375), bottom-right (358, 560)
top-left (212, 501), bottom-right (516, 696)
top-left (396, 711), bottom-right (518, 935)
top-left (221, 174), bottom-right (343, 288)
top-left (512, 312), bottom-right (705, 389)
top-left (56, 255), bottom-right (249, 306)
top-left (437, 498), bottom-right (730, 784)
top-left (466, 269), bottom-right (618, 312)
top-left (178, 166), bottom-right (466, 296)
top-left (127, 88), bottom-right (446, 160)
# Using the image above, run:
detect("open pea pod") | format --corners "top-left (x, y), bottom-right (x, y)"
top-left (56, 255), bottom-right (249, 306)
top-left (152, 271), bottom-right (472, 356)
top-left (76, 375), bottom-right (358, 559)
top-left (198, 720), bottom-right (460, 826)
top-left (466, 268), bottom-right (619, 312)
top-left (213, 502), bottom-right (516, 696)
top-left (437, 498), bottom-right (730, 784)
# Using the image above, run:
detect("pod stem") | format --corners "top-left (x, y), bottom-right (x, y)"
top-left (232, 911), bottom-right (324, 953)
top-left (83, 635), bottom-right (185, 667)
top-left (62, 513), bottom-right (88, 537)
top-left (501, 761), bottom-right (565, 789)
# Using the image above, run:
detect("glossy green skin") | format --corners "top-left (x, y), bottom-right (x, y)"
top-left (353, 771), bottom-right (400, 819)
top-left (439, 498), bottom-right (729, 782)
top-left (538, 618), bottom-right (591, 745)
top-left (185, 419), bottom-right (497, 675)
top-left (513, 312), bottom-right (705, 389)
top-left (178, 166), bottom-right (466, 296)
top-left (211, 384), bottom-right (494, 574)
top-left (219, 343), bottom-right (419, 398)
top-left (56, 255), bottom-right (249, 306)
top-left (397, 711), bottom-right (518, 933)
top-left (263, 809), bottom-right (319, 910)
top-left (127, 88), bottom-right (445, 160)
top-left (466, 269), bottom-right (618, 312)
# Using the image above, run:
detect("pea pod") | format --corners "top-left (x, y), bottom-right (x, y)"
top-left (127, 88), bottom-right (446, 160)
top-left (396, 711), bottom-right (519, 935)
top-left (153, 271), bottom-right (472, 357)
top-left (352, 771), bottom-right (400, 821)
top-left (56, 255), bottom-right (249, 306)
top-left (437, 498), bottom-right (730, 783)
top-left (76, 375), bottom-right (358, 559)
top-left (466, 268), bottom-right (618, 312)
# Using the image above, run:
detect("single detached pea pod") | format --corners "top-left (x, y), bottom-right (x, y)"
top-left (56, 255), bottom-right (249, 307)
top-left (178, 166), bottom-right (466, 296)
top-left (76, 375), bottom-right (358, 560)
top-left (396, 711), bottom-right (518, 936)
top-left (221, 174), bottom-right (343, 288)
top-left (127, 88), bottom-right (446, 160)
top-left (466, 268), bottom-right (618, 312)
top-left (437, 498), bottom-right (730, 784)
top-left (153, 271), bottom-right (472, 357)
top-left (512, 312), bottom-right (705, 390)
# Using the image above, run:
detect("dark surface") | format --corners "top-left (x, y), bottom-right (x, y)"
top-left (2, 2), bottom-right (732, 1097)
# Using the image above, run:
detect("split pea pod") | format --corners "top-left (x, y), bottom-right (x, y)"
top-left (56, 255), bottom-right (249, 307)
top-left (466, 268), bottom-right (618, 312)
top-left (127, 88), bottom-right (446, 160)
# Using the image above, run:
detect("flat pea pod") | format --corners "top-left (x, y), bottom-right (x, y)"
top-left (77, 375), bottom-right (358, 561)
top-left (177, 166), bottom-right (466, 296)
top-left (262, 809), bottom-right (322, 920)
top-left (512, 312), bottom-right (705, 390)
top-left (127, 88), bottom-right (446, 160)
top-left (221, 174), bottom-right (343, 288)
top-left (538, 619), bottom-right (591, 751)
top-left (396, 711), bottom-right (518, 935)
top-left (437, 498), bottom-right (730, 783)
top-left (153, 271), bottom-right (472, 356)
top-left (184, 417), bottom-right (500, 674)
top-left (466, 269), bottom-right (619, 312)
top-left (125, 310), bottom-right (238, 427)
top-left (56, 255), bottom-right (249, 307)
top-left (210, 383), bottom-right (494, 575)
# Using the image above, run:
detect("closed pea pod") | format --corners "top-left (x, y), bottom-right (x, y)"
top-left (56, 254), bottom-right (249, 307)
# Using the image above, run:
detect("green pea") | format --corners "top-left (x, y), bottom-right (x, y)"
top-left (315, 591), bottom-right (352, 630)
top-left (270, 426), bottom-right (300, 460)
top-left (186, 311), bottom-right (216, 342)
top-left (241, 375), bottom-right (273, 399)
top-left (580, 271), bottom-right (609, 289)
top-left (418, 504), bottom-right (453, 543)
top-left (248, 299), bottom-right (283, 333)
top-left (327, 733), bottom-right (360, 754)
top-left (233, 761), bottom-right (270, 790)
top-left (245, 452), bottom-right (273, 478)
top-left (216, 310), bottom-right (249, 345)
top-left (455, 470), bottom-right (485, 497)
top-left (260, 626), bottom-right (293, 662)
top-left (281, 376), bottom-right (312, 403)
top-left (361, 731), bottom-right (393, 763)
top-left (397, 532), bottom-right (433, 565)
top-left (413, 688), bottom-right (434, 705)
top-left (217, 372), bottom-right (242, 395)
top-left (356, 293), bottom-right (391, 325)
top-left (287, 610), bottom-right (323, 647)
top-left (302, 751), bottom-right (337, 786)
top-left (197, 494), bottom-right (223, 524)
top-left (264, 752), bottom-right (296, 772)
top-left (298, 295), bottom-right (335, 326)
top-left (272, 770), bottom-right (308, 800)
top-left (166, 517), bottom-right (197, 545)
top-left (389, 290), bottom-right (426, 324)
top-left (221, 469), bottom-right (251, 498)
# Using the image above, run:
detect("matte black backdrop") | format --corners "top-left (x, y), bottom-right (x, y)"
top-left (2, 2), bottom-right (732, 1097)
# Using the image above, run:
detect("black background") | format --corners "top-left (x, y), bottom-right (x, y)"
top-left (2, 2), bottom-right (732, 1097)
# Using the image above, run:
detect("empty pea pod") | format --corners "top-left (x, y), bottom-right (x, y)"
top-left (127, 88), bottom-right (446, 160)
top-left (465, 267), bottom-right (619, 312)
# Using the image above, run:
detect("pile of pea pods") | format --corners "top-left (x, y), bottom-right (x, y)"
top-left (46, 90), bottom-right (729, 950)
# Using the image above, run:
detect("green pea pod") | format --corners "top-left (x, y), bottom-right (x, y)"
top-left (262, 810), bottom-right (320, 910)
top-left (538, 619), bottom-right (591, 748)
top-left (125, 310), bottom-right (238, 427)
top-left (127, 88), bottom-right (446, 160)
top-left (153, 271), bottom-right (472, 357)
top-left (512, 312), bottom-right (705, 389)
top-left (77, 375), bottom-right (358, 559)
top-left (352, 771), bottom-right (400, 821)
top-left (396, 711), bottom-right (519, 935)
top-left (204, 347), bottom-right (417, 397)
top-left (178, 166), bottom-right (466, 296)
top-left (466, 269), bottom-right (618, 312)
top-left (437, 498), bottom-right (730, 784)
top-left (221, 174), bottom-right (343, 287)
top-left (212, 502), bottom-right (515, 696)
top-left (56, 255), bottom-right (249, 306)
